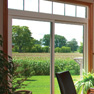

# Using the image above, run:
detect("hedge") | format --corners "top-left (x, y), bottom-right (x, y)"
top-left (13, 58), bottom-right (80, 77)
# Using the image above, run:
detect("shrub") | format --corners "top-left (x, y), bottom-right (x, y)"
top-left (42, 46), bottom-right (49, 52)
top-left (66, 47), bottom-right (71, 52)
top-left (55, 59), bottom-right (80, 75)
top-left (31, 44), bottom-right (42, 52)
top-left (12, 59), bottom-right (35, 91)
top-left (13, 58), bottom-right (80, 76)
top-left (61, 46), bottom-right (71, 53)
top-left (31, 46), bottom-right (37, 52)
top-left (13, 59), bottom-right (35, 77)
top-left (12, 45), bottom-right (19, 52)
top-left (79, 43), bottom-right (83, 53)
top-left (55, 47), bottom-right (61, 53)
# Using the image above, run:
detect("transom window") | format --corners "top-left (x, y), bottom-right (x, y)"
top-left (8, 0), bottom-right (87, 18)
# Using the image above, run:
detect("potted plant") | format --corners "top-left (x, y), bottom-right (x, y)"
top-left (0, 34), bottom-right (32, 94)
top-left (0, 34), bottom-right (14, 94)
top-left (75, 71), bottom-right (94, 94)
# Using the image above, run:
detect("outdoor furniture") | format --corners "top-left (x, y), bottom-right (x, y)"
top-left (13, 90), bottom-right (32, 94)
top-left (74, 57), bottom-right (83, 78)
top-left (56, 71), bottom-right (77, 94)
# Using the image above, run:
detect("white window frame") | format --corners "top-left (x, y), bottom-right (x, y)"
top-left (8, 7), bottom-right (88, 94)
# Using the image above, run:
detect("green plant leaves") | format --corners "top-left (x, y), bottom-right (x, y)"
top-left (75, 72), bottom-right (94, 94)
top-left (0, 34), bottom-right (14, 94)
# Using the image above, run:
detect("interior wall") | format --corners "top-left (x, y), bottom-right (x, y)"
top-left (0, 0), bottom-right (3, 36)
top-left (93, 3), bottom-right (94, 71)
top-left (0, 0), bottom-right (3, 50)
top-left (47, 0), bottom-right (94, 3)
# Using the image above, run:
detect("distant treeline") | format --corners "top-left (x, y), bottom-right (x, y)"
top-left (12, 25), bottom-right (83, 53)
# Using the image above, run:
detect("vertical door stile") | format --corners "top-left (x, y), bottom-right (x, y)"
top-left (83, 24), bottom-right (88, 73)
top-left (50, 21), bottom-right (55, 94)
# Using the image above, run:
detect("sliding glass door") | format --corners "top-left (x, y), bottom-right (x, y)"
top-left (12, 19), bottom-right (51, 94)
top-left (54, 22), bottom-right (84, 94)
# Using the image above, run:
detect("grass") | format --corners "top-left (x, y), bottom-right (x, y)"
top-left (13, 52), bottom-right (82, 94)
top-left (16, 75), bottom-right (80, 94)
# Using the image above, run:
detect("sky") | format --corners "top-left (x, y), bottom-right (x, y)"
top-left (9, 0), bottom-right (85, 46)
top-left (12, 19), bottom-right (83, 46)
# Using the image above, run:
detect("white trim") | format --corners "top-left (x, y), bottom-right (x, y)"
top-left (8, 7), bottom-right (88, 94)
top-left (83, 24), bottom-right (88, 72)
top-left (54, 21), bottom-right (88, 73)
top-left (50, 22), bottom-right (55, 94)
top-left (8, 16), bottom-right (12, 56)
top-left (55, 20), bottom-right (86, 25)
top-left (8, 9), bottom-right (88, 24)
top-left (8, 10), bottom-right (55, 94)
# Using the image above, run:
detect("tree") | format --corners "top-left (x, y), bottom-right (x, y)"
top-left (33, 39), bottom-right (41, 45)
top-left (12, 25), bottom-right (32, 52)
top-left (55, 34), bottom-right (67, 48)
top-left (42, 34), bottom-right (50, 46)
top-left (42, 34), bottom-right (67, 48)
top-left (66, 38), bottom-right (78, 52)
top-left (79, 42), bottom-right (83, 53)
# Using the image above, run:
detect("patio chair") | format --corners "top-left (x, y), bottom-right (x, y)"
top-left (56, 71), bottom-right (77, 94)
top-left (13, 90), bottom-right (32, 94)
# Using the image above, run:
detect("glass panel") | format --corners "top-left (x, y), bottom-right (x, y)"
top-left (77, 6), bottom-right (86, 18)
top-left (40, 0), bottom-right (52, 14)
top-left (53, 2), bottom-right (64, 15)
top-left (8, 0), bottom-right (23, 10)
top-left (12, 19), bottom-right (51, 94)
top-left (55, 23), bottom-right (83, 94)
top-left (25, 0), bottom-right (38, 12)
top-left (65, 4), bottom-right (75, 17)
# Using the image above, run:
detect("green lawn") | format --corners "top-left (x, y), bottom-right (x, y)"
top-left (13, 53), bottom-right (81, 94)
top-left (16, 75), bottom-right (80, 94)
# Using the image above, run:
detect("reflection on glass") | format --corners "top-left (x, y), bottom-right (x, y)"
top-left (53, 2), bottom-right (64, 15)
top-left (65, 4), bottom-right (75, 17)
top-left (25, 0), bottom-right (38, 12)
top-left (77, 6), bottom-right (86, 18)
top-left (40, 0), bottom-right (52, 14)
top-left (8, 0), bottom-right (23, 10)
